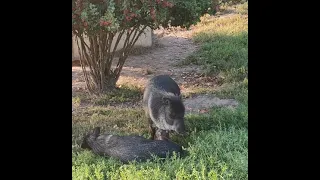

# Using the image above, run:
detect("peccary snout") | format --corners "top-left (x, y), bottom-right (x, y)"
top-left (174, 119), bottom-right (186, 135)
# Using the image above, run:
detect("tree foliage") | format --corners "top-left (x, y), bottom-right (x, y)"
top-left (72, 0), bottom-right (215, 95)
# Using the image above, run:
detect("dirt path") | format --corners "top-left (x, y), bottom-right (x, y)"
top-left (72, 14), bottom-right (239, 113)
top-left (72, 28), bottom-right (202, 91)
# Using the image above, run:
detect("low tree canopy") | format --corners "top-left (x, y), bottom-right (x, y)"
top-left (72, 0), bottom-right (216, 95)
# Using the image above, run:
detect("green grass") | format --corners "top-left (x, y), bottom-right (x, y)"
top-left (234, 2), bottom-right (248, 15)
top-left (73, 126), bottom-right (247, 180)
top-left (218, 1), bottom-right (248, 15)
top-left (72, 103), bottom-right (247, 179)
top-left (72, 107), bottom-right (149, 152)
top-left (181, 14), bottom-right (248, 78)
top-left (72, 5), bottom-right (248, 180)
top-left (72, 85), bottom-right (143, 107)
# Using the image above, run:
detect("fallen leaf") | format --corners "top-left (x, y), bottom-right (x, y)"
top-left (199, 109), bottom-right (209, 113)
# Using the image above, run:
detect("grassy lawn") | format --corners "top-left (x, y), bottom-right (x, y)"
top-left (72, 3), bottom-right (248, 180)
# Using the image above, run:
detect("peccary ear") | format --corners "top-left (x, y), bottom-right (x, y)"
top-left (162, 97), bottom-right (171, 105)
top-left (92, 127), bottom-right (101, 136)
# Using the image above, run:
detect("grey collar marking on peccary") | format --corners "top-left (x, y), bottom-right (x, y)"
top-left (148, 92), bottom-right (177, 131)
top-left (143, 75), bottom-right (186, 139)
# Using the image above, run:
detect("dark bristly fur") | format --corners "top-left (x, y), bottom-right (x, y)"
top-left (81, 127), bottom-right (183, 163)
top-left (143, 75), bottom-right (186, 140)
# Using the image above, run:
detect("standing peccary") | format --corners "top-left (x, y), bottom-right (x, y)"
top-left (143, 75), bottom-right (186, 140)
top-left (81, 127), bottom-right (183, 163)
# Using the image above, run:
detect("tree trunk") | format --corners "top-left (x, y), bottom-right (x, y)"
top-left (100, 73), bottom-right (117, 93)
top-left (74, 25), bottom-right (148, 95)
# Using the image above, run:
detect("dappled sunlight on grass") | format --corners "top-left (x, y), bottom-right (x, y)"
top-left (72, 3), bottom-right (248, 179)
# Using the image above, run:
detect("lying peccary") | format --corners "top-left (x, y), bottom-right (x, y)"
top-left (81, 127), bottom-right (183, 163)
top-left (143, 75), bottom-right (186, 140)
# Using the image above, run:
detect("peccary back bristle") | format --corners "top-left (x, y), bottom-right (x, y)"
top-left (81, 127), bottom-right (184, 163)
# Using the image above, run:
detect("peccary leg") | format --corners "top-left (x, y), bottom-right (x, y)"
top-left (165, 131), bottom-right (170, 140)
top-left (148, 118), bottom-right (156, 140)
top-left (149, 126), bottom-right (156, 140)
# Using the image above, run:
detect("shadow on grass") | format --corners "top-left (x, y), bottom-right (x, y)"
top-left (169, 102), bottom-right (247, 148)
top-left (72, 85), bottom-right (143, 107)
